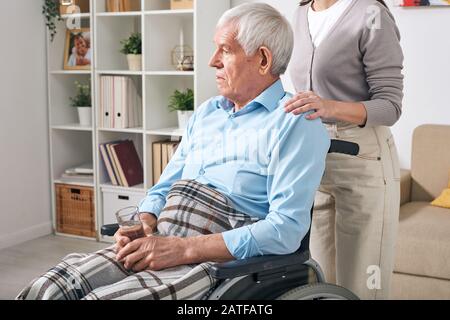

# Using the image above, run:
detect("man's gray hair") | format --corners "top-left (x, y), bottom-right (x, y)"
top-left (217, 2), bottom-right (294, 76)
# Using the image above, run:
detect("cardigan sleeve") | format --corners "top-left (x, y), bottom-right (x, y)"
top-left (359, 3), bottom-right (404, 127)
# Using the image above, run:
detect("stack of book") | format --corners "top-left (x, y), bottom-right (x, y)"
top-left (60, 163), bottom-right (94, 184)
top-left (100, 140), bottom-right (143, 187)
top-left (106, 0), bottom-right (140, 12)
top-left (152, 140), bottom-right (180, 185)
top-left (100, 76), bottom-right (142, 129)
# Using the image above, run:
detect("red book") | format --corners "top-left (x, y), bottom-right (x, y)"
top-left (111, 140), bottom-right (143, 187)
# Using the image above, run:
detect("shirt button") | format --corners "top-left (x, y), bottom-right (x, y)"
top-left (199, 169), bottom-right (205, 175)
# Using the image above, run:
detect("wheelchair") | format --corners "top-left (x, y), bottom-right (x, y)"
top-left (101, 139), bottom-right (360, 300)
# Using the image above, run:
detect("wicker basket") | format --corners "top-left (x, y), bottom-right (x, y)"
top-left (55, 184), bottom-right (96, 238)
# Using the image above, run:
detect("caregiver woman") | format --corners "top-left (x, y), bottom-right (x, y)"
top-left (285, 0), bottom-right (403, 299)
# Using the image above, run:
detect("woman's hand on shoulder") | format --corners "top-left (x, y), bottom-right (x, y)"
top-left (284, 91), bottom-right (336, 120)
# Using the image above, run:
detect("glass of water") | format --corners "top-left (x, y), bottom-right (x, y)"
top-left (115, 206), bottom-right (145, 241)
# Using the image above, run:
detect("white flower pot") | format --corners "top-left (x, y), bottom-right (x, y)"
top-left (127, 54), bottom-right (142, 71)
top-left (177, 110), bottom-right (194, 130)
top-left (77, 107), bottom-right (92, 127)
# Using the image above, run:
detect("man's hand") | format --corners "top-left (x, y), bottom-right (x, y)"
top-left (113, 212), bottom-right (157, 253)
top-left (116, 235), bottom-right (187, 272)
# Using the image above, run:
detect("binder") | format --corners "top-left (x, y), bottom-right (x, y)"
top-left (114, 76), bottom-right (124, 129)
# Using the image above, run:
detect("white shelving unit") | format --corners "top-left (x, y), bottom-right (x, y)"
top-left (47, 0), bottom-right (231, 241)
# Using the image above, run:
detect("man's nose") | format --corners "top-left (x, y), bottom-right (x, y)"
top-left (208, 51), bottom-right (223, 69)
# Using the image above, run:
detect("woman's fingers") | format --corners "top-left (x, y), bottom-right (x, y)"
top-left (292, 103), bottom-right (316, 115)
top-left (305, 110), bottom-right (323, 120)
top-left (285, 95), bottom-right (319, 113)
top-left (287, 99), bottom-right (318, 113)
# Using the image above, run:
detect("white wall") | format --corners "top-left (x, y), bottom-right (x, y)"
top-left (231, 0), bottom-right (450, 168)
top-left (0, 0), bottom-right (51, 249)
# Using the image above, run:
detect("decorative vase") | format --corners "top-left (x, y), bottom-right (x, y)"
top-left (77, 107), bottom-right (92, 126)
top-left (127, 54), bottom-right (142, 71)
top-left (177, 110), bottom-right (194, 129)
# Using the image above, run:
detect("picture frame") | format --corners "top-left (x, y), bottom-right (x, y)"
top-left (397, 0), bottom-right (450, 6)
top-left (63, 28), bottom-right (92, 70)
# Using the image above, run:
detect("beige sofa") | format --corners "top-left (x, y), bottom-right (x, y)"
top-left (391, 124), bottom-right (450, 299)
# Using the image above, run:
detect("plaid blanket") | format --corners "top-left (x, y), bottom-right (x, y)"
top-left (16, 180), bottom-right (258, 300)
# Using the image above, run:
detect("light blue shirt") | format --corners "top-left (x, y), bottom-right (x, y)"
top-left (139, 79), bottom-right (330, 259)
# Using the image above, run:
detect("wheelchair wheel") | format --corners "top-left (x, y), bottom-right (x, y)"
top-left (276, 283), bottom-right (359, 300)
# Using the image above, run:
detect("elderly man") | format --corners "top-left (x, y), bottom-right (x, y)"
top-left (17, 3), bottom-right (329, 300)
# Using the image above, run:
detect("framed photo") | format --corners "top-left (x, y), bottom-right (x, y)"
top-left (397, 0), bottom-right (450, 6)
top-left (64, 28), bottom-right (91, 70)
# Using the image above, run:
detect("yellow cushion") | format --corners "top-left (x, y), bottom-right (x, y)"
top-left (431, 188), bottom-right (450, 209)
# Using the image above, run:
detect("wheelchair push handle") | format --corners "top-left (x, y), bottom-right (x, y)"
top-left (329, 139), bottom-right (359, 156)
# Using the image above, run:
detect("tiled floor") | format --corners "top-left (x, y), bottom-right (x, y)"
top-left (0, 235), bottom-right (108, 299)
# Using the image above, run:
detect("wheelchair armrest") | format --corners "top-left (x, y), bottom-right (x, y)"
top-left (101, 224), bottom-right (119, 236)
top-left (209, 250), bottom-right (310, 280)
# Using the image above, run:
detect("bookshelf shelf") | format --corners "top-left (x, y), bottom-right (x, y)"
top-left (52, 124), bottom-right (93, 132)
top-left (98, 127), bottom-right (144, 133)
top-left (53, 179), bottom-right (95, 188)
top-left (97, 70), bottom-right (143, 75)
top-left (47, 0), bottom-right (231, 241)
top-left (61, 13), bottom-right (91, 19)
top-left (100, 183), bottom-right (145, 192)
top-left (50, 70), bottom-right (92, 75)
top-left (146, 127), bottom-right (184, 137)
top-left (145, 71), bottom-right (194, 76)
top-left (96, 12), bottom-right (142, 17)
top-left (144, 9), bottom-right (194, 16)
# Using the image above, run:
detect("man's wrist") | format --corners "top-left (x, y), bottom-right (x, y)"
top-left (140, 212), bottom-right (158, 232)
top-left (181, 237), bottom-right (198, 264)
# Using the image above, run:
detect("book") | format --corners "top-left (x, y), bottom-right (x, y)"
top-left (60, 173), bottom-right (94, 183)
top-left (161, 142), bottom-right (169, 171)
top-left (152, 142), bottom-right (162, 185)
top-left (168, 141), bottom-right (180, 160)
top-left (73, 163), bottom-right (93, 174)
top-left (100, 143), bottom-right (118, 185)
top-left (107, 142), bottom-right (124, 186)
top-left (112, 140), bottom-right (144, 187)
top-left (64, 163), bottom-right (93, 176)
top-left (119, 0), bottom-right (140, 12)
top-left (106, 0), bottom-right (120, 12)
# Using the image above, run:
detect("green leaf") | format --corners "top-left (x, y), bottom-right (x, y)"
top-left (168, 89), bottom-right (194, 112)
top-left (120, 32), bottom-right (142, 55)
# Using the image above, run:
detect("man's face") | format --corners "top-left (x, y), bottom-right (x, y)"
top-left (209, 23), bottom-right (261, 104)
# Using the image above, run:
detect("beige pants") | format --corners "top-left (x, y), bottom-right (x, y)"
top-left (311, 123), bottom-right (400, 300)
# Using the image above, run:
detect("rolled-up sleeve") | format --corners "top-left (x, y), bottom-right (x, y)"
top-left (222, 114), bottom-right (330, 259)
top-left (360, 4), bottom-right (404, 127)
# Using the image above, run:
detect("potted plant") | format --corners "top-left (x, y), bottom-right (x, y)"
top-left (120, 32), bottom-right (142, 71)
top-left (70, 81), bottom-right (92, 126)
top-left (168, 89), bottom-right (194, 129)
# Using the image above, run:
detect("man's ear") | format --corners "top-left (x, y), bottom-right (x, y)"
top-left (258, 46), bottom-right (273, 76)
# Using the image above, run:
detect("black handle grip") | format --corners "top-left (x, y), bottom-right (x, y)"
top-left (101, 224), bottom-right (119, 236)
top-left (329, 139), bottom-right (359, 156)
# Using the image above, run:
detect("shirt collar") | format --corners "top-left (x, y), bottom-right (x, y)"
top-left (215, 79), bottom-right (285, 113)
